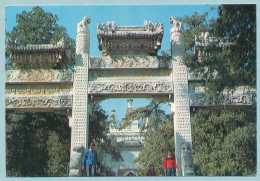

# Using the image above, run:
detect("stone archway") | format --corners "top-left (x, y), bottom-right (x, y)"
top-left (5, 16), bottom-right (256, 177)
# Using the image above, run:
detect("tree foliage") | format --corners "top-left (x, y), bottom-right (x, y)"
top-left (6, 112), bottom-right (71, 176)
top-left (6, 103), bottom-right (123, 176)
top-left (178, 11), bottom-right (211, 65)
top-left (180, 5), bottom-right (256, 97)
top-left (122, 99), bottom-right (174, 176)
top-left (6, 6), bottom-right (75, 48)
top-left (138, 121), bottom-right (175, 176)
top-left (192, 109), bottom-right (256, 176)
top-left (178, 6), bottom-right (256, 175)
top-left (212, 5), bottom-right (256, 89)
top-left (121, 99), bottom-right (170, 130)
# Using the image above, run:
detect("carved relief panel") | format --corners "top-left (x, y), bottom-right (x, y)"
top-left (6, 84), bottom-right (72, 96)
top-left (5, 95), bottom-right (72, 109)
top-left (6, 69), bottom-right (73, 83)
top-left (90, 56), bottom-right (171, 69)
top-left (88, 81), bottom-right (173, 94)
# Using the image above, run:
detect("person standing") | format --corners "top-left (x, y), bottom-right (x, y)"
top-left (82, 143), bottom-right (98, 176)
top-left (164, 150), bottom-right (179, 176)
top-left (146, 164), bottom-right (157, 176)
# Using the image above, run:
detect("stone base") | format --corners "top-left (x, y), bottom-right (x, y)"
top-left (69, 169), bottom-right (80, 176)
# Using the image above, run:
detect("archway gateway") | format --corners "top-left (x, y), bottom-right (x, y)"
top-left (5, 17), bottom-right (256, 176)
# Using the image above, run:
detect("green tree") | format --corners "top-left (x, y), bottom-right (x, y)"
top-left (6, 6), bottom-right (75, 48)
top-left (6, 112), bottom-right (71, 176)
top-left (121, 99), bottom-right (174, 176)
top-left (178, 11), bottom-right (211, 66)
top-left (180, 5), bottom-right (256, 97)
top-left (6, 103), bottom-right (122, 176)
top-left (138, 121), bottom-right (175, 176)
top-left (46, 131), bottom-right (70, 176)
top-left (192, 109), bottom-right (256, 176)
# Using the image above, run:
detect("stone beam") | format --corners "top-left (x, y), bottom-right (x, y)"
top-left (90, 56), bottom-right (171, 69)
top-left (189, 92), bottom-right (256, 107)
top-left (5, 95), bottom-right (72, 109)
top-left (88, 81), bottom-right (173, 94)
top-left (6, 69), bottom-right (73, 83)
top-left (5, 84), bottom-right (72, 95)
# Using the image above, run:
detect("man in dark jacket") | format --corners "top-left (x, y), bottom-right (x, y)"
top-left (82, 143), bottom-right (98, 176)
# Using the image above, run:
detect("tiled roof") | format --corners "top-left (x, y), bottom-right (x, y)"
top-left (9, 44), bottom-right (66, 52)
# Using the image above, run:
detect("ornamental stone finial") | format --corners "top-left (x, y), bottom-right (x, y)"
top-left (77, 16), bottom-right (91, 33)
top-left (127, 98), bottom-right (133, 108)
top-left (144, 21), bottom-right (163, 32)
top-left (170, 17), bottom-right (183, 32)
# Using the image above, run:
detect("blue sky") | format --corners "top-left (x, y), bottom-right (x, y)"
top-left (5, 5), bottom-right (219, 123)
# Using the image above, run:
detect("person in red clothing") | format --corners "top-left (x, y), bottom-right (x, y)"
top-left (164, 150), bottom-right (179, 176)
top-left (146, 164), bottom-right (157, 176)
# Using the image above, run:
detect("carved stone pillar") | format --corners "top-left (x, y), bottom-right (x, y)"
top-left (170, 17), bottom-right (194, 176)
top-left (69, 16), bottom-right (91, 176)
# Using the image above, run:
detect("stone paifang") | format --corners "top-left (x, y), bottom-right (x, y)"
top-left (97, 21), bottom-right (163, 56)
top-left (5, 16), bottom-right (256, 177)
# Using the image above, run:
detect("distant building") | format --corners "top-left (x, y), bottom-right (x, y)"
top-left (103, 99), bottom-right (148, 176)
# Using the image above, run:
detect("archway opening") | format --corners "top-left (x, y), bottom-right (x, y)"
top-left (90, 98), bottom-right (172, 176)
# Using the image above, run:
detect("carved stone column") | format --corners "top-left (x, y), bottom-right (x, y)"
top-left (170, 17), bottom-right (194, 176)
top-left (69, 16), bottom-right (91, 176)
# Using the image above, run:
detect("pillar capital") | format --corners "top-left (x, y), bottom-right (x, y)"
top-left (170, 17), bottom-right (183, 33)
top-left (76, 16), bottom-right (90, 59)
top-left (77, 16), bottom-right (91, 34)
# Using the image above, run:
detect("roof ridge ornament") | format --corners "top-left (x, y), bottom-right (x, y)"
top-left (57, 38), bottom-right (65, 46)
top-left (144, 21), bottom-right (163, 32)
